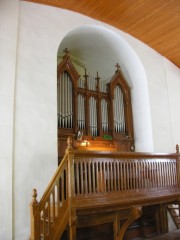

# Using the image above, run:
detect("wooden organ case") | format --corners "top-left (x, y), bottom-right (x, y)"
top-left (57, 49), bottom-right (134, 162)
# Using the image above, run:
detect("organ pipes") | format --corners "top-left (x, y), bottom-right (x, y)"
top-left (101, 99), bottom-right (108, 132)
top-left (77, 94), bottom-right (85, 130)
top-left (58, 68), bottom-right (128, 137)
top-left (113, 85), bottom-right (126, 133)
top-left (89, 96), bottom-right (98, 137)
top-left (58, 72), bottom-right (73, 128)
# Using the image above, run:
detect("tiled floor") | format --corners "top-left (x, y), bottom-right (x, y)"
top-left (142, 230), bottom-right (180, 240)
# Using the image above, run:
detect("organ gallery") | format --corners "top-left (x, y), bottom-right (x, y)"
top-left (29, 48), bottom-right (180, 240)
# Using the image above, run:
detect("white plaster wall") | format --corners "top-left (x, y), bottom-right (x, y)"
top-left (123, 34), bottom-right (180, 152)
top-left (0, 0), bottom-right (19, 239)
top-left (164, 59), bottom-right (180, 148)
top-left (0, 0), bottom-right (179, 240)
top-left (145, 52), bottom-right (174, 152)
top-left (14, 3), bottom-right (60, 239)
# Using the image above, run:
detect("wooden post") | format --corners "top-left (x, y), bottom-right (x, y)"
top-left (68, 209), bottom-right (77, 240)
top-left (67, 137), bottom-right (75, 198)
top-left (159, 203), bottom-right (168, 233)
top-left (84, 69), bottom-right (90, 136)
top-left (176, 144), bottom-right (180, 188)
top-left (67, 137), bottom-right (77, 239)
top-left (113, 212), bottom-right (120, 240)
top-left (96, 72), bottom-right (102, 136)
top-left (30, 189), bottom-right (40, 240)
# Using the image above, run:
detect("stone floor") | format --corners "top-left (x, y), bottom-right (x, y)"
top-left (142, 230), bottom-right (180, 240)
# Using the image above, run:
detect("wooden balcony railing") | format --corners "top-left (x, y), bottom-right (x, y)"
top-left (30, 139), bottom-right (180, 240)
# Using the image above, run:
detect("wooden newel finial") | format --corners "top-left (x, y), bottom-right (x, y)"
top-left (67, 136), bottom-right (73, 149)
top-left (31, 188), bottom-right (38, 204)
top-left (176, 144), bottom-right (179, 153)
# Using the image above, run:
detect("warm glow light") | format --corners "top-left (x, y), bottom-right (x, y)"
top-left (80, 140), bottom-right (89, 146)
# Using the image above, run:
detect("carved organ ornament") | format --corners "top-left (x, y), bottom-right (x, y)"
top-left (57, 49), bottom-right (134, 159)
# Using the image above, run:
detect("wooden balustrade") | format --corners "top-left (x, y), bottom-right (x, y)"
top-left (71, 151), bottom-right (180, 213)
top-left (30, 140), bottom-right (180, 240)
top-left (30, 150), bottom-right (70, 240)
top-left (73, 154), bottom-right (178, 196)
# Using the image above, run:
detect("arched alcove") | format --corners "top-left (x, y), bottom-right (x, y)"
top-left (57, 25), bottom-right (154, 152)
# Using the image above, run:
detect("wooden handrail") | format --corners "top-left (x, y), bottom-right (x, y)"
top-left (30, 140), bottom-right (180, 240)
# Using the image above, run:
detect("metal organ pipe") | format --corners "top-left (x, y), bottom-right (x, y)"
top-left (89, 96), bottom-right (98, 137)
top-left (101, 99), bottom-right (105, 132)
top-left (61, 73), bottom-right (64, 128)
top-left (94, 98), bottom-right (97, 136)
top-left (113, 85), bottom-right (125, 133)
top-left (120, 89), bottom-right (125, 132)
top-left (65, 74), bottom-right (68, 128)
top-left (88, 75), bottom-right (97, 91)
top-left (58, 72), bottom-right (73, 128)
top-left (78, 77), bottom-right (85, 88)
top-left (77, 94), bottom-right (85, 130)
top-left (101, 99), bottom-right (108, 132)
top-left (100, 80), bottom-right (107, 93)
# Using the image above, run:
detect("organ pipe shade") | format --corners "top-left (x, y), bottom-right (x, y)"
top-left (113, 85), bottom-right (126, 133)
top-left (58, 71), bottom-right (73, 128)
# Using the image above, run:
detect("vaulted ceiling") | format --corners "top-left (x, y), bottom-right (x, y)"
top-left (24, 0), bottom-right (180, 68)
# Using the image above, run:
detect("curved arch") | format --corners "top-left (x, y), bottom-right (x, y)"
top-left (57, 25), bottom-right (154, 152)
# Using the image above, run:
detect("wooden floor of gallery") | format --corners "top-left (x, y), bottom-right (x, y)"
top-left (61, 228), bottom-right (180, 240)
top-left (142, 229), bottom-right (180, 240)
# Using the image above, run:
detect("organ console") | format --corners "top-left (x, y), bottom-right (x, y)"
top-left (57, 48), bottom-right (134, 162)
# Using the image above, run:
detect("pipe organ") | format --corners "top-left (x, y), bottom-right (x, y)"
top-left (57, 49), bottom-right (134, 161)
